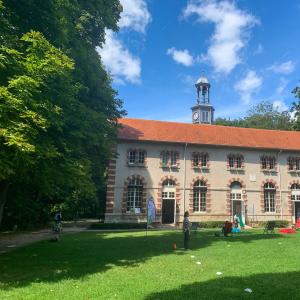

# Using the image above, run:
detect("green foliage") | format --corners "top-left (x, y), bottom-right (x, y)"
top-left (259, 220), bottom-right (289, 228)
top-left (0, 0), bottom-right (124, 228)
top-left (89, 222), bottom-right (147, 230)
top-left (215, 101), bottom-right (293, 130)
top-left (292, 84), bottom-right (300, 130)
top-left (198, 221), bottom-right (225, 228)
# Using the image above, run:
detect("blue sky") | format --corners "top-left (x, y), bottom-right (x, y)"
top-left (98, 0), bottom-right (300, 122)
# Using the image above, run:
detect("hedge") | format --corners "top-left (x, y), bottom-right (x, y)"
top-left (259, 220), bottom-right (289, 228)
top-left (89, 223), bottom-right (147, 230)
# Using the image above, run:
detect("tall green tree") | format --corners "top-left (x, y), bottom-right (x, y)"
top-left (292, 85), bottom-right (300, 130)
top-left (215, 101), bottom-right (293, 130)
top-left (0, 1), bottom-right (124, 227)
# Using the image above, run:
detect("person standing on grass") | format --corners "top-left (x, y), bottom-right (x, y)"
top-left (183, 211), bottom-right (191, 250)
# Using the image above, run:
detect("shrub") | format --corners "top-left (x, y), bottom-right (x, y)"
top-left (89, 223), bottom-right (147, 230)
top-left (199, 221), bottom-right (224, 228)
top-left (259, 220), bottom-right (289, 228)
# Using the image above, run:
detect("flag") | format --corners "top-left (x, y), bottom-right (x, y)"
top-left (147, 197), bottom-right (156, 225)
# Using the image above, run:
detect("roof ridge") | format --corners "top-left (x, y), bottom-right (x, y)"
top-left (119, 118), bottom-right (296, 134)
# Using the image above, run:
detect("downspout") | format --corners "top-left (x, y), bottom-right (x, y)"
top-left (278, 150), bottom-right (283, 220)
top-left (183, 143), bottom-right (188, 218)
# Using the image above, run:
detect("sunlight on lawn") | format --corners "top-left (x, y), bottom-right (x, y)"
top-left (0, 230), bottom-right (300, 300)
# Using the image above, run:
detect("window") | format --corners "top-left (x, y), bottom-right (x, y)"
top-left (228, 154), bottom-right (244, 169)
top-left (161, 151), bottom-right (179, 168)
top-left (264, 182), bottom-right (276, 213)
top-left (192, 153), bottom-right (208, 168)
top-left (127, 178), bottom-right (143, 212)
top-left (230, 181), bottom-right (242, 200)
top-left (261, 156), bottom-right (276, 170)
top-left (170, 152), bottom-right (177, 167)
top-left (291, 183), bottom-right (300, 201)
top-left (193, 180), bottom-right (207, 212)
top-left (201, 111), bottom-right (209, 123)
top-left (288, 157), bottom-right (300, 171)
top-left (128, 150), bottom-right (146, 166)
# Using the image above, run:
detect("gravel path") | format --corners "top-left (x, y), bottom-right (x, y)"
top-left (0, 227), bottom-right (86, 254)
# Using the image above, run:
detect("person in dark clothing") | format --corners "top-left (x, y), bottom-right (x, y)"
top-left (222, 220), bottom-right (233, 237)
top-left (183, 211), bottom-right (191, 250)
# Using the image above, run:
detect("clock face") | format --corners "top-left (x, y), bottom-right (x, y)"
top-left (193, 112), bottom-right (199, 120)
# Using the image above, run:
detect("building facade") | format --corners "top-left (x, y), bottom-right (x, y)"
top-left (105, 76), bottom-right (300, 225)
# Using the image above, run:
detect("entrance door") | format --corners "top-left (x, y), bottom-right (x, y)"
top-left (162, 199), bottom-right (175, 224)
top-left (295, 202), bottom-right (300, 222)
top-left (230, 181), bottom-right (245, 225)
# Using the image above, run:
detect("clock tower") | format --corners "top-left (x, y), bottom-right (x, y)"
top-left (191, 74), bottom-right (214, 124)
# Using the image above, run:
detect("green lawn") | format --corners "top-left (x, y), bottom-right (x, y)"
top-left (0, 230), bottom-right (300, 299)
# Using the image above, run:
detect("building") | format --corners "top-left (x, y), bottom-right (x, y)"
top-left (105, 75), bottom-right (300, 225)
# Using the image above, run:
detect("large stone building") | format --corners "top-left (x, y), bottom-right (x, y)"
top-left (105, 76), bottom-right (300, 225)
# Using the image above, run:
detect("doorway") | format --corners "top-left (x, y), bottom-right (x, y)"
top-left (162, 199), bottom-right (175, 224)
top-left (230, 181), bottom-right (245, 225)
top-left (295, 202), bottom-right (300, 222)
top-left (161, 180), bottom-right (176, 224)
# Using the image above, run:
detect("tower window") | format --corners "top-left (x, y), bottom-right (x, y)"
top-left (201, 111), bottom-right (209, 123)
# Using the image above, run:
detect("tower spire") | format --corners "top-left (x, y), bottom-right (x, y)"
top-left (191, 73), bottom-right (214, 124)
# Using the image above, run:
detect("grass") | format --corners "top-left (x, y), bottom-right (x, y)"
top-left (0, 229), bottom-right (300, 299)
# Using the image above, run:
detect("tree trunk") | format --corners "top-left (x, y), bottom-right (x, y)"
top-left (0, 182), bottom-right (10, 228)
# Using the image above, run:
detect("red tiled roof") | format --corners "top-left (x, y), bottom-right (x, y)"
top-left (118, 118), bottom-right (300, 151)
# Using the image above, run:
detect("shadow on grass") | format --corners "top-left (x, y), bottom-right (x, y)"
top-left (0, 230), bottom-right (287, 289)
top-left (145, 271), bottom-right (300, 300)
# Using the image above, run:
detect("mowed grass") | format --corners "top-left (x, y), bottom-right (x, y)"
top-left (0, 230), bottom-right (300, 300)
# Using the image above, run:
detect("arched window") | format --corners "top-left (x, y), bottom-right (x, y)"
top-left (264, 182), bottom-right (276, 212)
top-left (230, 181), bottom-right (242, 200)
top-left (162, 179), bottom-right (176, 199)
top-left (127, 178), bottom-right (143, 212)
top-left (163, 179), bottom-right (175, 187)
top-left (291, 183), bottom-right (300, 201)
top-left (193, 180), bottom-right (207, 212)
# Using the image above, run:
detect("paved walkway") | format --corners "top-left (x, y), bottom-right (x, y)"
top-left (0, 227), bottom-right (85, 254)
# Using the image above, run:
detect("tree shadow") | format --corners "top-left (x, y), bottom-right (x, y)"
top-left (145, 271), bottom-right (300, 300)
top-left (0, 230), bottom-right (288, 289)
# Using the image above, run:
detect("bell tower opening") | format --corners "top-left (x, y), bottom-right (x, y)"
top-left (191, 74), bottom-right (214, 124)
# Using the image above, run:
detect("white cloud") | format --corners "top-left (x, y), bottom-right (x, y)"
top-left (273, 100), bottom-right (288, 112)
top-left (167, 48), bottom-right (194, 66)
top-left (97, 30), bottom-right (141, 84)
top-left (183, 0), bottom-right (258, 74)
top-left (276, 77), bottom-right (288, 94)
top-left (234, 70), bottom-right (262, 104)
top-left (119, 0), bottom-right (151, 33)
top-left (268, 60), bottom-right (295, 74)
top-left (98, 0), bottom-right (151, 84)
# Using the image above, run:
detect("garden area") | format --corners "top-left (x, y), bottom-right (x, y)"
top-left (0, 229), bottom-right (300, 299)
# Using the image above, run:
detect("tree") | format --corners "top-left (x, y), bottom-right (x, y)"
top-left (292, 84), bottom-right (300, 130)
top-left (215, 101), bottom-right (293, 130)
top-left (0, 1), bottom-right (124, 227)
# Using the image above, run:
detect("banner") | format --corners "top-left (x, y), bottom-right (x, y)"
top-left (147, 197), bottom-right (156, 225)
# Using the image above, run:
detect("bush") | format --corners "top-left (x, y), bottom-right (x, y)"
top-left (89, 223), bottom-right (147, 230)
top-left (259, 220), bottom-right (289, 228)
top-left (199, 221), bottom-right (224, 228)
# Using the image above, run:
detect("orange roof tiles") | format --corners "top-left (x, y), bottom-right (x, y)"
top-left (118, 118), bottom-right (300, 151)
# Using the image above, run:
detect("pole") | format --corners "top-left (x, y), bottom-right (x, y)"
top-left (183, 143), bottom-right (188, 218)
top-left (146, 198), bottom-right (148, 237)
